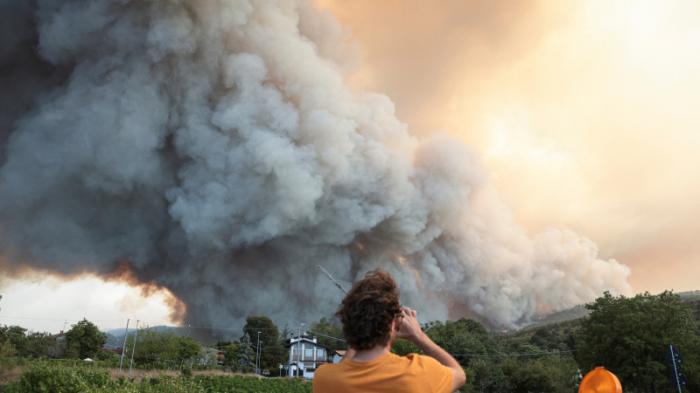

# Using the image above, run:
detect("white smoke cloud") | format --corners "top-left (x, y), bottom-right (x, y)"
top-left (0, 0), bottom-right (630, 331)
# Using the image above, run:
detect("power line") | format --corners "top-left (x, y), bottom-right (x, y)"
top-left (307, 330), bottom-right (345, 342)
top-left (449, 350), bottom-right (575, 358)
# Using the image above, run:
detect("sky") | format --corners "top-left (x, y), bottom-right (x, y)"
top-left (0, 273), bottom-right (177, 333)
top-left (2, 0), bottom-right (699, 332)
top-left (317, 0), bottom-right (700, 292)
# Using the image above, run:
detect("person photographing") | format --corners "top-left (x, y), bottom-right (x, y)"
top-left (313, 269), bottom-right (467, 392)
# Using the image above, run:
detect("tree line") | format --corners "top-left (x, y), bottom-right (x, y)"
top-left (1, 291), bottom-right (699, 392)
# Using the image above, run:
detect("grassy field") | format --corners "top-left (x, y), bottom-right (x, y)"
top-left (0, 360), bottom-right (312, 393)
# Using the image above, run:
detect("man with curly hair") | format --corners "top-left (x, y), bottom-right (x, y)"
top-left (313, 269), bottom-right (466, 392)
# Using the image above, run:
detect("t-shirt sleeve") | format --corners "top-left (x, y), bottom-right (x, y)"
top-left (417, 354), bottom-right (454, 393)
top-left (312, 365), bottom-right (329, 393)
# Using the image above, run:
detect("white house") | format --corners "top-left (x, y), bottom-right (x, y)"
top-left (285, 335), bottom-right (337, 379)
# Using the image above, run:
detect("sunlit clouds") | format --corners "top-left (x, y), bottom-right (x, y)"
top-left (319, 0), bottom-right (700, 292)
top-left (0, 274), bottom-right (177, 332)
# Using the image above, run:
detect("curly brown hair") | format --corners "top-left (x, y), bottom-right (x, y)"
top-left (336, 269), bottom-right (402, 350)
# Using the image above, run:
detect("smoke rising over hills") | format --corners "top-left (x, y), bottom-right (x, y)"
top-left (0, 0), bottom-right (630, 331)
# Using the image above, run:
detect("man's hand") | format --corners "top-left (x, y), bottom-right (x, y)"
top-left (397, 306), bottom-right (425, 342)
top-left (397, 306), bottom-right (467, 391)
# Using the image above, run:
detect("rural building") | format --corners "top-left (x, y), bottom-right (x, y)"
top-left (285, 334), bottom-right (341, 379)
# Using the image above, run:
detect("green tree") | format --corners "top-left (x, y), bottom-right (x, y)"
top-left (237, 334), bottom-right (255, 372)
top-left (464, 359), bottom-right (512, 393)
top-left (0, 340), bottom-right (16, 358)
top-left (0, 325), bottom-right (27, 355)
top-left (424, 319), bottom-right (490, 366)
top-left (503, 358), bottom-right (557, 393)
top-left (242, 316), bottom-right (285, 373)
top-left (177, 336), bottom-right (200, 361)
top-left (527, 323), bottom-right (579, 353)
top-left (502, 357), bottom-right (579, 393)
top-left (220, 343), bottom-right (240, 369)
top-left (64, 319), bottom-right (107, 359)
top-left (576, 291), bottom-right (700, 393)
top-left (309, 318), bottom-right (346, 351)
top-left (95, 348), bottom-right (119, 364)
top-left (24, 332), bottom-right (56, 358)
top-left (126, 329), bottom-right (201, 368)
top-left (391, 338), bottom-right (420, 356)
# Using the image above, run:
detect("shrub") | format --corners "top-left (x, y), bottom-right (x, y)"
top-left (12, 363), bottom-right (110, 392)
top-left (0, 363), bottom-right (312, 393)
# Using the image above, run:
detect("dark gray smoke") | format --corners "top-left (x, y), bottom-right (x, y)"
top-left (0, 0), bottom-right (630, 331)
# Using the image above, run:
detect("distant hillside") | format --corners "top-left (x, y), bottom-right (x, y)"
top-left (502, 289), bottom-right (700, 358)
top-left (106, 325), bottom-right (182, 337)
top-left (525, 304), bottom-right (590, 329)
top-left (104, 325), bottom-right (189, 347)
top-left (679, 290), bottom-right (700, 301)
top-left (524, 289), bottom-right (700, 330)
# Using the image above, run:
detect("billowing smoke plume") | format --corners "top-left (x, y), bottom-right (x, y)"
top-left (0, 0), bottom-right (630, 330)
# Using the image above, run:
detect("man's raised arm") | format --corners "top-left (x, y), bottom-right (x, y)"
top-left (398, 307), bottom-right (467, 391)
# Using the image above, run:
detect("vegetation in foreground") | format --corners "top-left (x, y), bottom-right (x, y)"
top-left (1, 291), bottom-right (698, 392)
top-left (0, 363), bottom-right (311, 393)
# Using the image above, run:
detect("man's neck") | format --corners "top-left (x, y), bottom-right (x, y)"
top-left (349, 344), bottom-right (391, 362)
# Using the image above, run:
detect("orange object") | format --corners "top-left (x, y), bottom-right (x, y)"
top-left (313, 352), bottom-right (454, 393)
top-left (579, 366), bottom-right (623, 393)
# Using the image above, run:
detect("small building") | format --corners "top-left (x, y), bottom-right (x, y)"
top-left (285, 335), bottom-right (335, 379)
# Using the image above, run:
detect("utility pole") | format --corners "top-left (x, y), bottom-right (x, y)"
top-left (296, 322), bottom-right (305, 377)
top-left (128, 320), bottom-right (139, 377)
top-left (668, 344), bottom-right (685, 393)
top-left (256, 331), bottom-right (261, 374)
top-left (118, 319), bottom-right (130, 372)
top-left (259, 341), bottom-right (264, 374)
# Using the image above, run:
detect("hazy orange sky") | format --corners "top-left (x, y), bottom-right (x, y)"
top-left (2, 0), bottom-right (699, 332)
top-left (317, 0), bottom-right (700, 293)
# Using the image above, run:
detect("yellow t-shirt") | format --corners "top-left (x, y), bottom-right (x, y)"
top-left (313, 352), bottom-right (454, 393)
